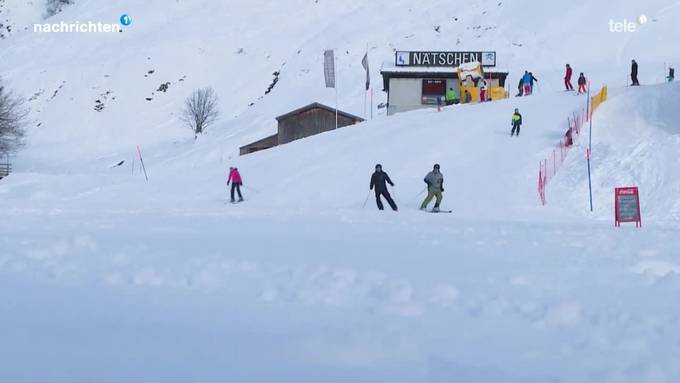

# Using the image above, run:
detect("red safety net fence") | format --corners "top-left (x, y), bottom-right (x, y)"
top-left (537, 107), bottom-right (587, 205)
top-left (537, 86), bottom-right (608, 205)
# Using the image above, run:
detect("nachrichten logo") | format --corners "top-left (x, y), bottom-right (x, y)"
top-left (33, 14), bottom-right (133, 34)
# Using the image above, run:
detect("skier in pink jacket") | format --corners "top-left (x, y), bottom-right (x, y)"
top-left (227, 167), bottom-right (244, 203)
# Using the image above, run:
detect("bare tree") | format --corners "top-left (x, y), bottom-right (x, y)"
top-left (0, 84), bottom-right (28, 156)
top-left (181, 87), bottom-right (219, 139)
top-left (45, 0), bottom-right (74, 17)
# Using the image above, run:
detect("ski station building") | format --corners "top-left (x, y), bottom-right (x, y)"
top-left (240, 103), bottom-right (364, 155)
top-left (380, 51), bottom-right (510, 116)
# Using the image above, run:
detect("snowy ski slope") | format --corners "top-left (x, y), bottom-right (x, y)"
top-left (0, 1), bottom-right (680, 382)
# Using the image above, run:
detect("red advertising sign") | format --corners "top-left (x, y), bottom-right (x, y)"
top-left (615, 187), bottom-right (641, 227)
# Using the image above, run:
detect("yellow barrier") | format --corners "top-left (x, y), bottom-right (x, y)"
top-left (489, 86), bottom-right (508, 101)
top-left (590, 85), bottom-right (608, 115)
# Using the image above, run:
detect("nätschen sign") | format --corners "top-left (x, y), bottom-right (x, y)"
top-left (396, 51), bottom-right (497, 67)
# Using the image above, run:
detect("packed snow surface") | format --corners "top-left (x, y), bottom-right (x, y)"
top-left (1, 0), bottom-right (680, 382)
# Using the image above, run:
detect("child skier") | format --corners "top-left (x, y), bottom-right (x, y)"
top-left (564, 64), bottom-right (574, 91)
top-left (227, 167), bottom-right (244, 203)
top-left (420, 164), bottom-right (444, 212)
top-left (577, 73), bottom-right (588, 94)
top-left (511, 108), bottom-right (522, 136)
top-left (369, 164), bottom-right (398, 211)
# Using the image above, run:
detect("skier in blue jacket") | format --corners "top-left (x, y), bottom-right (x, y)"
top-left (522, 71), bottom-right (532, 95)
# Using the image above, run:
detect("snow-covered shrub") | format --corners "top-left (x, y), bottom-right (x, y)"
top-left (180, 87), bottom-right (219, 139)
top-left (0, 83), bottom-right (27, 156)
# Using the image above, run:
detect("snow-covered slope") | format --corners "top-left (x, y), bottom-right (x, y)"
top-left (0, 0), bottom-right (679, 170)
top-left (1, 1), bottom-right (680, 382)
top-left (553, 82), bottom-right (680, 223)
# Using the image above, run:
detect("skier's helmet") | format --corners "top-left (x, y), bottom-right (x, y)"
top-left (375, 164), bottom-right (382, 170)
top-left (433, 164), bottom-right (440, 170)
top-left (514, 108), bottom-right (519, 113)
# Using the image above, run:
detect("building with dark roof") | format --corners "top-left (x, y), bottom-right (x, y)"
top-left (240, 103), bottom-right (364, 155)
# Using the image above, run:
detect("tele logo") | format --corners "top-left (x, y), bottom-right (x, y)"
top-left (609, 14), bottom-right (647, 32)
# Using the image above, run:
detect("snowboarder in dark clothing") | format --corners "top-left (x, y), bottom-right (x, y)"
top-left (529, 72), bottom-right (538, 93)
top-left (564, 64), bottom-right (574, 91)
top-left (668, 67), bottom-right (675, 82)
top-left (516, 77), bottom-right (524, 97)
top-left (631, 59), bottom-right (640, 86)
top-left (577, 73), bottom-right (588, 94)
top-left (370, 164), bottom-right (398, 211)
top-left (511, 108), bottom-right (522, 136)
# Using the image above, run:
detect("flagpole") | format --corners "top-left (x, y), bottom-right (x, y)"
top-left (364, 85), bottom-right (367, 119)
top-left (370, 87), bottom-right (373, 120)
top-left (365, 44), bottom-right (369, 119)
top-left (335, 49), bottom-right (339, 130)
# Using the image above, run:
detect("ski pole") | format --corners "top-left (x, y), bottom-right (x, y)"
top-left (243, 185), bottom-right (260, 194)
top-left (412, 187), bottom-right (427, 200)
top-left (362, 190), bottom-right (371, 209)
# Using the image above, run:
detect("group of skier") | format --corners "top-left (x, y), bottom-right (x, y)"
top-left (516, 71), bottom-right (538, 96)
top-left (226, 163), bottom-right (447, 212)
top-left (443, 76), bottom-right (490, 105)
top-left (228, 59), bottom-right (674, 209)
top-left (564, 64), bottom-right (589, 94)
top-left (369, 163), bottom-right (446, 212)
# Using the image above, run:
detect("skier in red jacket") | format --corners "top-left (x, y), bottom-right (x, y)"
top-left (227, 167), bottom-right (244, 203)
top-left (564, 64), bottom-right (574, 91)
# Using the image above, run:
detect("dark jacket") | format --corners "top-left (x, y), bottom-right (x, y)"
top-left (370, 171), bottom-right (394, 192)
top-left (578, 75), bottom-right (587, 85)
top-left (631, 61), bottom-right (638, 76)
top-left (530, 73), bottom-right (538, 86)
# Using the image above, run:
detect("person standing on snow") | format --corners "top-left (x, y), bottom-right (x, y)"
top-left (667, 67), bottom-right (674, 83)
top-left (516, 77), bottom-right (524, 97)
top-left (445, 87), bottom-right (459, 105)
top-left (564, 64), bottom-right (574, 91)
top-left (369, 164), bottom-right (398, 211)
top-left (522, 71), bottom-right (532, 95)
top-left (464, 89), bottom-right (472, 104)
top-left (631, 59), bottom-right (640, 86)
top-left (420, 164), bottom-right (444, 212)
top-left (227, 167), bottom-right (244, 203)
top-left (529, 72), bottom-right (538, 93)
top-left (577, 73), bottom-right (588, 94)
top-left (511, 108), bottom-right (522, 136)
top-left (478, 77), bottom-right (488, 102)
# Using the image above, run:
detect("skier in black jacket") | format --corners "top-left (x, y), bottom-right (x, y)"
top-left (631, 59), bottom-right (640, 86)
top-left (370, 164), bottom-right (398, 211)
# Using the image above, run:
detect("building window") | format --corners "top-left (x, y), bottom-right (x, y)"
top-left (422, 79), bottom-right (445, 105)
